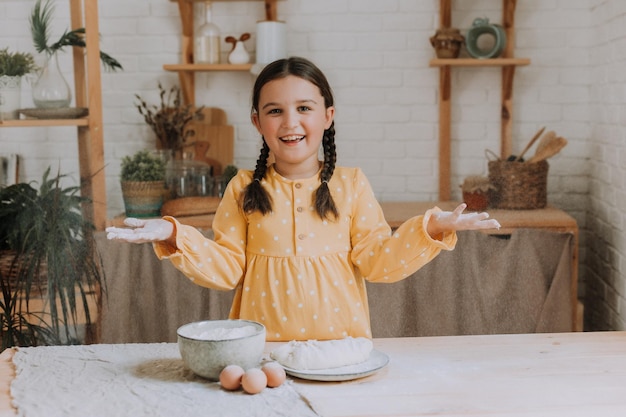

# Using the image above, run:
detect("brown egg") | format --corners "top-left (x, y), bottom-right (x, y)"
top-left (241, 368), bottom-right (267, 394)
top-left (219, 364), bottom-right (245, 391)
top-left (261, 362), bottom-right (286, 388)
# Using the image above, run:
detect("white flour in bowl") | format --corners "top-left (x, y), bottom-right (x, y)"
top-left (184, 325), bottom-right (258, 340)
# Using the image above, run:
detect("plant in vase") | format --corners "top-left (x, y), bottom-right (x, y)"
top-left (29, 0), bottom-right (123, 109)
top-left (0, 48), bottom-right (37, 120)
top-left (120, 150), bottom-right (168, 218)
top-left (0, 168), bottom-right (104, 348)
top-left (135, 83), bottom-right (204, 155)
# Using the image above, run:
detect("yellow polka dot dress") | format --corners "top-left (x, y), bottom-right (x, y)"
top-left (154, 165), bottom-right (457, 341)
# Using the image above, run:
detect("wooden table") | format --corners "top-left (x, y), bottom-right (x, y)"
top-left (2, 331), bottom-right (626, 416)
top-left (285, 331), bottom-right (626, 416)
top-left (107, 201), bottom-right (578, 235)
top-left (380, 202), bottom-right (580, 330)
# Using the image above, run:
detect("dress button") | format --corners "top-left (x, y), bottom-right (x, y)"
top-left (298, 234), bottom-right (306, 240)
top-left (295, 183), bottom-right (302, 189)
top-left (296, 207), bottom-right (303, 213)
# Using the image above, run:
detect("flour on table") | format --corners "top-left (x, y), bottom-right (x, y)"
top-left (270, 337), bottom-right (373, 370)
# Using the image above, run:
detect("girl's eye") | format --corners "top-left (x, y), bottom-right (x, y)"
top-left (297, 106), bottom-right (311, 112)
top-left (267, 108), bottom-right (281, 115)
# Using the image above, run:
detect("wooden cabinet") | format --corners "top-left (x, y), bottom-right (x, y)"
top-left (0, 0), bottom-right (107, 231)
top-left (430, 0), bottom-right (530, 200)
top-left (165, 0), bottom-right (280, 105)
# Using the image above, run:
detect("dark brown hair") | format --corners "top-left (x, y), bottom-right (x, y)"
top-left (242, 56), bottom-right (339, 220)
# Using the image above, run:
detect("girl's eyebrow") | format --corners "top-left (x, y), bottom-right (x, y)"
top-left (261, 99), bottom-right (318, 110)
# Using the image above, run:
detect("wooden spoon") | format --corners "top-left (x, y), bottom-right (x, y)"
top-left (515, 126), bottom-right (545, 161)
top-left (532, 130), bottom-right (556, 157)
top-left (527, 135), bottom-right (567, 163)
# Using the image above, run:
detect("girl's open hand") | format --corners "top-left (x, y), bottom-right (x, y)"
top-left (106, 218), bottom-right (174, 243)
top-left (427, 203), bottom-right (501, 237)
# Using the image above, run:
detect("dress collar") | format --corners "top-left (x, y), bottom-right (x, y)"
top-left (267, 163), bottom-right (323, 183)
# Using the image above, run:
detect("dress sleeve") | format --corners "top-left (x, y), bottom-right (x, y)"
top-left (349, 169), bottom-right (457, 283)
top-left (152, 172), bottom-right (250, 291)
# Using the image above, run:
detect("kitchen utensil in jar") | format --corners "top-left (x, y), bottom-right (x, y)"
top-left (527, 134), bottom-right (567, 163)
top-left (515, 126), bottom-right (545, 161)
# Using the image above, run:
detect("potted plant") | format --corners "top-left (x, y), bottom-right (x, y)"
top-left (29, 0), bottom-right (122, 109)
top-left (135, 83), bottom-right (204, 154)
top-left (0, 48), bottom-right (37, 120)
top-left (0, 168), bottom-right (104, 348)
top-left (120, 150), bottom-right (168, 218)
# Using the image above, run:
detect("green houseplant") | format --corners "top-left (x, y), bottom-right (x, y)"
top-left (0, 48), bottom-right (37, 120)
top-left (120, 150), bottom-right (168, 218)
top-left (29, 0), bottom-right (123, 108)
top-left (0, 168), bottom-right (104, 348)
top-left (0, 48), bottom-right (37, 77)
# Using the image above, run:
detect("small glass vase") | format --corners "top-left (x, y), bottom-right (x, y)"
top-left (32, 53), bottom-right (71, 109)
top-left (194, 1), bottom-right (221, 64)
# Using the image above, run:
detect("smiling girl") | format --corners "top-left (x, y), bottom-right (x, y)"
top-left (106, 57), bottom-right (500, 341)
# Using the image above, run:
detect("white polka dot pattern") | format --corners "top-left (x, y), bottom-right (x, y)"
top-left (153, 165), bottom-right (457, 342)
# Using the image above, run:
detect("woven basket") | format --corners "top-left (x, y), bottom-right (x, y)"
top-left (488, 160), bottom-right (549, 209)
top-left (0, 250), bottom-right (48, 295)
top-left (121, 180), bottom-right (166, 218)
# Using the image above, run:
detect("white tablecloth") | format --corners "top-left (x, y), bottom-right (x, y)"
top-left (10, 344), bottom-right (318, 417)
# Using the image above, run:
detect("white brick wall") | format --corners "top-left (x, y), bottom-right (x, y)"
top-left (586, 0), bottom-right (626, 331)
top-left (2, 0), bottom-right (624, 331)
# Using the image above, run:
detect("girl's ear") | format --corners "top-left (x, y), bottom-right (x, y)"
top-left (251, 112), bottom-right (262, 134)
top-left (324, 106), bottom-right (335, 129)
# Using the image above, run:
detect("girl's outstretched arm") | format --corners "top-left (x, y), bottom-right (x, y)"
top-left (427, 203), bottom-right (501, 237)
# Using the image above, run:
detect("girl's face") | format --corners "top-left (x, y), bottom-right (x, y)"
top-left (252, 75), bottom-right (335, 179)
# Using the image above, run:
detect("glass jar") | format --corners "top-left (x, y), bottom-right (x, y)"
top-left (194, 1), bottom-right (221, 64)
top-left (167, 160), bottom-right (213, 198)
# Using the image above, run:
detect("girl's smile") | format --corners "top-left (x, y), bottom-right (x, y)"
top-left (252, 75), bottom-right (335, 179)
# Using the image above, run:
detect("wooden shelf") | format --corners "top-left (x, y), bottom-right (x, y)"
top-left (0, 0), bottom-right (106, 231)
top-left (0, 118), bottom-right (90, 127)
top-left (430, 58), bottom-right (530, 67)
top-left (167, 0), bottom-right (280, 105)
top-left (163, 63), bottom-right (253, 72)
top-left (434, 0), bottom-right (528, 201)
top-left (169, 0), bottom-right (271, 2)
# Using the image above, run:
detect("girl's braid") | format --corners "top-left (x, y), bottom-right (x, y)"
top-left (242, 141), bottom-right (273, 214)
top-left (314, 122), bottom-right (339, 220)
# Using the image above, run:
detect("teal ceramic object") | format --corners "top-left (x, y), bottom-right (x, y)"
top-left (465, 17), bottom-right (506, 59)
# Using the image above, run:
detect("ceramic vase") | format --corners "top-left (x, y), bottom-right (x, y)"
top-left (0, 75), bottom-right (22, 120)
top-left (228, 41), bottom-right (250, 64)
top-left (430, 28), bottom-right (465, 59)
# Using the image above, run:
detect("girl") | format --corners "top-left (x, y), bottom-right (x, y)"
top-left (106, 57), bottom-right (500, 341)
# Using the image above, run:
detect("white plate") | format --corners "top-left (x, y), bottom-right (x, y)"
top-left (282, 349), bottom-right (389, 382)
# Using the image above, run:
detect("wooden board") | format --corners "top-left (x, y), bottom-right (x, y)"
top-left (185, 108), bottom-right (234, 175)
top-left (194, 107), bottom-right (227, 126)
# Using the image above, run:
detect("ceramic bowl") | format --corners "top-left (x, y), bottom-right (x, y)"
top-left (177, 319), bottom-right (266, 381)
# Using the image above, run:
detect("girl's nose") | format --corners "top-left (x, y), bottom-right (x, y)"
top-left (281, 109), bottom-right (299, 128)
